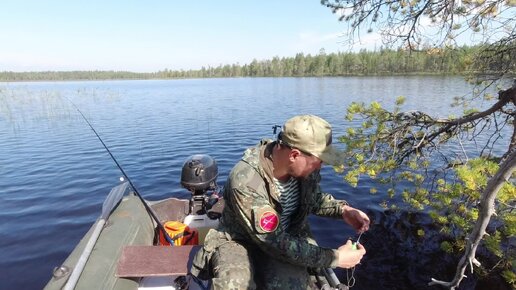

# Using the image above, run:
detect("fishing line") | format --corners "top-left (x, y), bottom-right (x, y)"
top-left (65, 97), bottom-right (174, 245)
top-left (346, 232), bottom-right (363, 288)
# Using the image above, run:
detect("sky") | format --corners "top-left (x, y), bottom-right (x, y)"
top-left (0, 1), bottom-right (385, 72)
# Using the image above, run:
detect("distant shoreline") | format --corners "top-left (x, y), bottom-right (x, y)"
top-left (2, 46), bottom-right (512, 82)
top-left (0, 72), bottom-right (463, 83)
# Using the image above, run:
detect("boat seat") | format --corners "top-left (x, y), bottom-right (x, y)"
top-left (116, 245), bottom-right (200, 277)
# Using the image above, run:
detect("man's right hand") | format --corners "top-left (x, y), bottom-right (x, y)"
top-left (336, 240), bottom-right (366, 268)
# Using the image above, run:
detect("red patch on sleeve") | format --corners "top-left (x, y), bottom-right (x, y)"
top-left (259, 211), bottom-right (279, 232)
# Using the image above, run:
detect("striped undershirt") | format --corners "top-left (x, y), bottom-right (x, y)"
top-left (273, 176), bottom-right (300, 230)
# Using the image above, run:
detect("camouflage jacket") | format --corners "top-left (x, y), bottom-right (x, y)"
top-left (218, 139), bottom-right (348, 268)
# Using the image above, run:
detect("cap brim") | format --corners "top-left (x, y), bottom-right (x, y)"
top-left (316, 145), bottom-right (343, 166)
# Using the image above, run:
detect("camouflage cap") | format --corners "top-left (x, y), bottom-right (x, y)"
top-left (280, 115), bottom-right (341, 165)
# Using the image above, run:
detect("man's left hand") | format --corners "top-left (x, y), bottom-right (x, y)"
top-left (342, 205), bottom-right (370, 233)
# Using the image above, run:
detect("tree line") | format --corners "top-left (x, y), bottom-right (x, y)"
top-left (0, 45), bottom-right (506, 81)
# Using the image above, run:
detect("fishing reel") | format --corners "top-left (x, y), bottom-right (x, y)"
top-left (181, 154), bottom-right (221, 218)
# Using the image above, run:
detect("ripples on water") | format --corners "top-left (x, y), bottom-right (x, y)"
top-left (0, 77), bottom-right (509, 289)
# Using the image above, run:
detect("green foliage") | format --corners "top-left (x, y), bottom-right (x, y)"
top-left (501, 270), bottom-right (516, 286)
top-left (441, 240), bottom-right (454, 253)
top-left (337, 96), bottom-right (516, 284)
top-left (484, 231), bottom-right (504, 258)
top-left (504, 212), bottom-right (516, 236)
top-left (463, 108), bottom-right (480, 115)
top-left (422, 159), bottom-right (513, 262)
top-left (395, 96), bottom-right (406, 106)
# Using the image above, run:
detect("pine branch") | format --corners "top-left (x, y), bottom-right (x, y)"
top-left (429, 149), bottom-right (516, 289)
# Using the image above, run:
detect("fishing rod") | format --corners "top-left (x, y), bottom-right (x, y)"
top-left (66, 98), bottom-right (174, 245)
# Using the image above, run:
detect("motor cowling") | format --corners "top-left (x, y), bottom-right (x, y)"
top-left (181, 154), bottom-right (218, 193)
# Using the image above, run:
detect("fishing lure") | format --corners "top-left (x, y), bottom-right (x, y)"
top-left (351, 232), bottom-right (363, 250)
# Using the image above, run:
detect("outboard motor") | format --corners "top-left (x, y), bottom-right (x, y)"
top-left (181, 154), bottom-right (218, 194)
top-left (181, 154), bottom-right (220, 216)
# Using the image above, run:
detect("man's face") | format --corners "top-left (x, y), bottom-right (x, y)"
top-left (288, 149), bottom-right (323, 178)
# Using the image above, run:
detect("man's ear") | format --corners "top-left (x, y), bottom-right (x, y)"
top-left (288, 148), bottom-right (301, 161)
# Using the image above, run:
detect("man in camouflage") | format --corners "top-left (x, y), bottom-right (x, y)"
top-left (192, 115), bottom-right (369, 289)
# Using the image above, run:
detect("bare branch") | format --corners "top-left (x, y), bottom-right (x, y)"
top-left (393, 84), bottom-right (516, 163)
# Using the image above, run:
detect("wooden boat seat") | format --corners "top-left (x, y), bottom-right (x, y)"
top-left (116, 245), bottom-right (201, 277)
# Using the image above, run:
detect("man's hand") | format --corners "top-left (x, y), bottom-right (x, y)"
top-left (342, 205), bottom-right (370, 233)
top-left (336, 240), bottom-right (366, 268)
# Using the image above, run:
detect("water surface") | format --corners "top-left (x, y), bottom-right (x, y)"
top-left (0, 77), bottom-right (506, 289)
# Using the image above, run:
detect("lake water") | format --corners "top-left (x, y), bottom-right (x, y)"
top-left (0, 77), bottom-right (508, 289)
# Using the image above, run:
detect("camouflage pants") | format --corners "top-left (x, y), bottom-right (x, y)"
top-left (210, 240), bottom-right (311, 290)
top-left (191, 229), bottom-right (311, 290)
top-left (210, 240), bottom-right (257, 290)
top-left (254, 251), bottom-right (311, 290)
